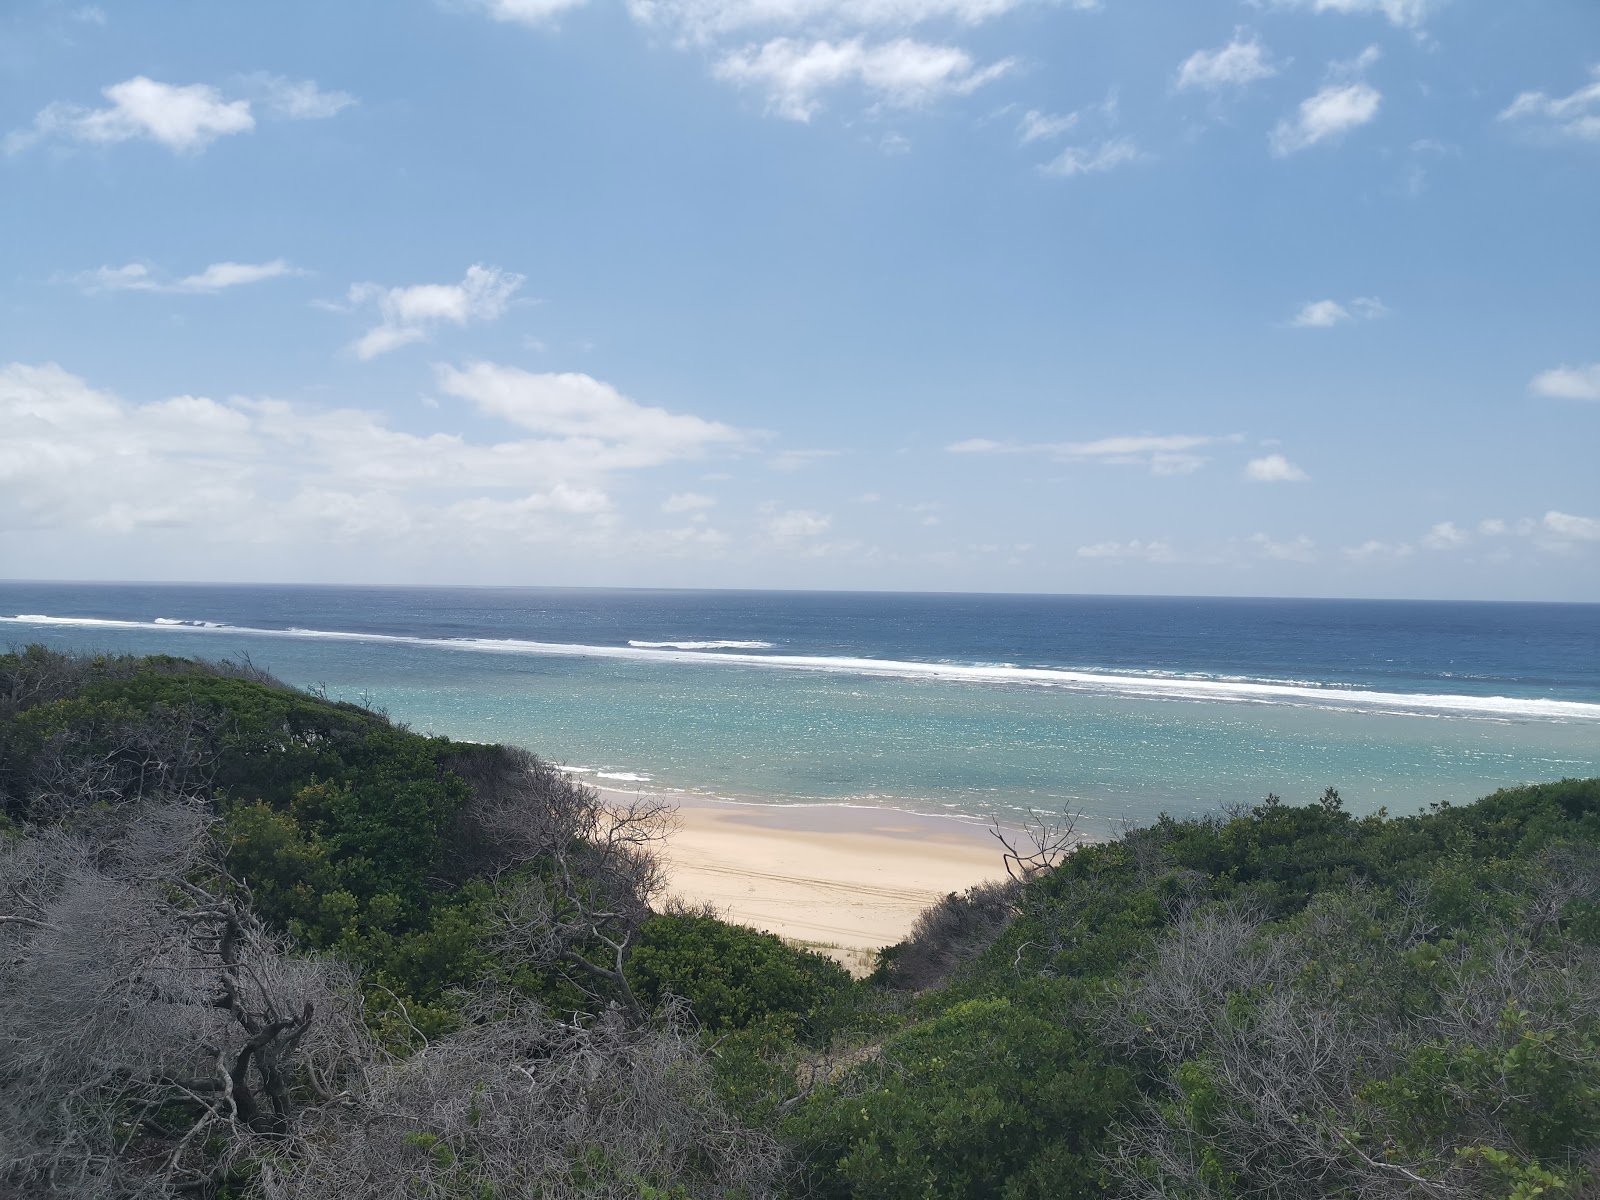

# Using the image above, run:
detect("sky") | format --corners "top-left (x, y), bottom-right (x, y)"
top-left (1, 0), bottom-right (1596, 600)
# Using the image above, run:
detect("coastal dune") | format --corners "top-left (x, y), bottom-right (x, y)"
top-left (604, 790), bottom-right (1009, 970)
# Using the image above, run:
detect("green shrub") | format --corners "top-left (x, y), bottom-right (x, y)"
top-left (625, 913), bottom-right (851, 1032)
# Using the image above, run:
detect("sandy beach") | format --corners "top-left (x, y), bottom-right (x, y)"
top-left (601, 789), bottom-right (1010, 971)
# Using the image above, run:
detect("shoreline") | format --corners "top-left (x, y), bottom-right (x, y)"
top-left (598, 786), bottom-right (1010, 972)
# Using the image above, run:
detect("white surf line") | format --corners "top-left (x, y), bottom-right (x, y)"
top-left (5, 613), bottom-right (1598, 723)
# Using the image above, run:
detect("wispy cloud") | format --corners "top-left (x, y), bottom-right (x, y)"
top-left (662, 491), bottom-right (717, 512)
top-left (73, 259), bottom-right (303, 295)
top-left (5, 74), bottom-right (352, 155)
top-left (1175, 30), bottom-right (1277, 92)
top-left (463, 0), bottom-right (593, 27)
top-left (765, 508), bottom-right (832, 538)
top-left (1270, 82), bottom-right (1381, 155)
top-left (1265, 0), bottom-right (1437, 30)
top-left (950, 433), bottom-right (1240, 475)
top-left (342, 265), bottom-right (524, 359)
top-left (1530, 363), bottom-right (1600, 401)
top-left (1040, 136), bottom-right (1143, 178)
top-left (769, 448), bottom-right (842, 471)
top-left (1248, 533), bottom-right (1317, 562)
top-left (1270, 50), bottom-right (1382, 157)
top-left (1077, 539), bottom-right (1178, 563)
top-left (243, 73), bottom-right (357, 120)
top-left (1017, 108), bottom-right (1079, 144)
top-left (1289, 296), bottom-right (1387, 327)
top-left (1498, 65), bottom-right (1600, 142)
top-left (1343, 538), bottom-right (1413, 561)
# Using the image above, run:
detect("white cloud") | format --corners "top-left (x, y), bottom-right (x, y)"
top-left (464, 0), bottom-right (594, 26)
top-left (1478, 518), bottom-right (1507, 536)
top-left (1270, 81), bottom-right (1381, 155)
top-left (1543, 511), bottom-right (1600, 543)
top-left (713, 37), bottom-right (1011, 120)
top-left (1421, 520), bottom-right (1469, 549)
top-left (1076, 539), bottom-right (1177, 563)
top-left (436, 361), bottom-right (745, 464)
top-left (345, 265), bottom-right (523, 359)
top-left (765, 508), bottom-right (832, 538)
top-left (1244, 454), bottom-right (1309, 482)
top-left (1248, 533), bottom-right (1317, 562)
top-left (1499, 66), bottom-right (1600, 142)
top-left (1266, 0), bottom-right (1436, 29)
top-left (1040, 136), bottom-right (1142, 178)
top-left (6, 74), bottom-right (353, 155)
top-left (244, 74), bottom-right (357, 120)
top-left (950, 432), bottom-right (1239, 474)
top-left (1018, 109), bottom-right (1079, 144)
top-left (1290, 296), bottom-right (1387, 327)
top-left (1530, 363), bottom-right (1600, 401)
top-left (0, 361), bottom-right (743, 553)
top-left (662, 491), bottom-right (717, 512)
top-left (1175, 30), bottom-right (1277, 91)
top-left (74, 259), bottom-right (302, 295)
top-left (1292, 299), bottom-right (1350, 327)
top-left (8, 77), bottom-right (253, 154)
top-left (1343, 539), bottom-right (1413, 561)
top-left (629, 0), bottom-right (1030, 43)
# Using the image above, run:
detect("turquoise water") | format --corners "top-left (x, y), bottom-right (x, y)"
top-left (3, 583), bottom-right (1596, 834)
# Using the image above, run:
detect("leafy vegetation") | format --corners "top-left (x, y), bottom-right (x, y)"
top-left (3, 644), bottom-right (1598, 1198)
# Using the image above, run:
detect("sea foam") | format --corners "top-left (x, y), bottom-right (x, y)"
top-left (5, 612), bottom-right (1598, 724)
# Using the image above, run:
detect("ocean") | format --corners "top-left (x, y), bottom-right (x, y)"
top-left (2, 582), bottom-right (1596, 835)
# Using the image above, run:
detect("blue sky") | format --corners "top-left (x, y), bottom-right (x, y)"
top-left (2, 0), bottom-right (1596, 599)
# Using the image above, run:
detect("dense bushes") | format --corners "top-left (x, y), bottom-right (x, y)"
top-left (626, 912), bottom-right (852, 1033)
top-left (6, 645), bottom-right (1600, 1198)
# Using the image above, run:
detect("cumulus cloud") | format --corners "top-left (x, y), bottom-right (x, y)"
top-left (436, 361), bottom-right (745, 464)
top-left (1543, 511), bottom-right (1600, 543)
top-left (344, 265), bottom-right (523, 359)
top-left (1499, 66), bottom-right (1600, 142)
top-left (1530, 363), bottom-right (1600, 401)
top-left (713, 37), bottom-right (1011, 120)
top-left (949, 432), bottom-right (1240, 475)
top-left (0, 361), bottom-right (745, 554)
top-left (1421, 520), bottom-right (1469, 549)
top-left (73, 259), bottom-right (302, 295)
top-left (1040, 136), bottom-right (1143, 178)
top-left (1175, 30), bottom-right (1277, 91)
top-left (1290, 296), bottom-right (1387, 327)
top-left (5, 74), bottom-right (352, 155)
top-left (1244, 454), bottom-right (1309, 482)
top-left (1270, 82), bottom-right (1380, 154)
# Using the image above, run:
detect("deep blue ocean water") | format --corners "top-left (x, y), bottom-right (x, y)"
top-left (3, 582), bottom-right (1596, 834)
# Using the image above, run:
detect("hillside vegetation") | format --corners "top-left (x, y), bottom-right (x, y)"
top-left (2, 646), bottom-right (1597, 1198)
